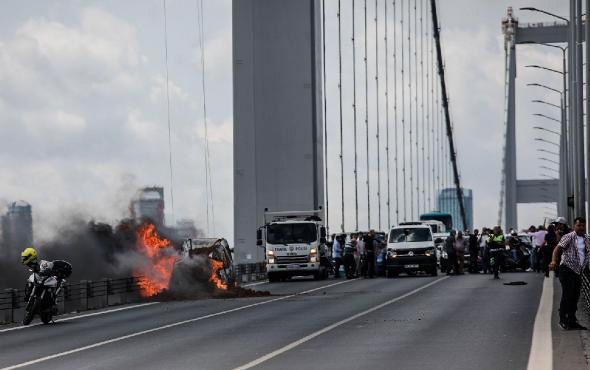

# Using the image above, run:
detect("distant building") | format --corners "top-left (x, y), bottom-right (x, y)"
top-left (175, 219), bottom-right (199, 240)
top-left (437, 188), bottom-right (473, 231)
top-left (1, 201), bottom-right (33, 261)
top-left (130, 187), bottom-right (165, 226)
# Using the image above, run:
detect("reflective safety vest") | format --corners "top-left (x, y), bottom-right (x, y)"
top-left (488, 234), bottom-right (505, 252)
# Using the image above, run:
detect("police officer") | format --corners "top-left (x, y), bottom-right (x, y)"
top-left (487, 226), bottom-right (506, 279)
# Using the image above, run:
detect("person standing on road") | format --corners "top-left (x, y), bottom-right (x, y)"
top-left (356, 232), bottom-right (365, 277)
top-left (332, 234), bottom-right (344, 278)
top-left (364, 230), bottom-right (376, 278)
top-left (468, 229), bottom-right (480, 273)
top-left (542, 224), bottom-right (558, 278)
top-left (445, 230), bottom-right (457, 275)
top-left (479, 228), bottom-right (491, 274)
top-left (487, 226), bottom-right (506, 279)
top-left (454, 231), bottom-right (467, 274)
top-left (532, 225), bottom-right (547, 273)
top-left (549, 217), bottom-right (590, 330)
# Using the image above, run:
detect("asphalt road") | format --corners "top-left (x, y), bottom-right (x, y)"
top-left (0, 272), bottom-right (544, 370)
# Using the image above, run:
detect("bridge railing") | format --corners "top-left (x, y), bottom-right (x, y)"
top-left (0, 263), bottom-right (267, 325)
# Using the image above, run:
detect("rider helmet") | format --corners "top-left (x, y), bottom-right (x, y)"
top-left (21, 247), bottom-right (38, 265)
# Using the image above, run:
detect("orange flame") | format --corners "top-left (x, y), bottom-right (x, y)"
top-left (135, 224), bottom-right (176, 297)
top-left (209, 259), bottom-right (228, 290)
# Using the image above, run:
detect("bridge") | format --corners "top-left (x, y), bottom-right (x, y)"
top-left (1, 1), bottom-right (590, 370)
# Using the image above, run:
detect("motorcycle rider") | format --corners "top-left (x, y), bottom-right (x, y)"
top-left (20, 247), bottom-right (58, 301)
top-left (487, 226), bottom-right (506, 279)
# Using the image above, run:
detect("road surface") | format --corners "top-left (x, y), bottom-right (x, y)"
top-left (0, 273), bottom-right (546, 370)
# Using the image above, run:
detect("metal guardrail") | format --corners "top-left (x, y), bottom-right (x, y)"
top-left (0, 263), bottom-right (267, 325)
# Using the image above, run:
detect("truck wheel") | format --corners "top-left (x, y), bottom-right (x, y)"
top-left (268, 273), bottom-right (279, 283)
top-left (430, 268), bottom-right (438, 277)
top-left (313, 272), bottom-right (321, 280)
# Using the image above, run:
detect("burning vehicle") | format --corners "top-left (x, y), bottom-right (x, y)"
top-left (167, 238), bottom-right (236, 294)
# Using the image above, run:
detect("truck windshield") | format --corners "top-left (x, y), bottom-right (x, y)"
top-left (267, 223), bottom-right (317, 244)
top-left (389, 228), bottom-right (432, 243)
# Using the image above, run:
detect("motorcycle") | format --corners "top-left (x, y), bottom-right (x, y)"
top-left (23, 260), bottom-right (71, 325)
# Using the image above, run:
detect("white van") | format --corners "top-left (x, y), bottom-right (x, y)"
top-left (386, 224), bottom-right (437, 277)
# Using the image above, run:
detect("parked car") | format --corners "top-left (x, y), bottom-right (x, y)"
top-left (386, 225), bottom-right (437, 277)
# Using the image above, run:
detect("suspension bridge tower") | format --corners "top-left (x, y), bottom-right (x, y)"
top-left (232, 0), bottom-right (325, 263)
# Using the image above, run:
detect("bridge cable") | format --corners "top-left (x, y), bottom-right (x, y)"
top-left (400, 0), bottom-right (407, 221)
top-left (322, 0), bottom-right (330, 234)
top-left (364, 0), bottom-right (371, 229)
top-left (337, 0), bottom-right (345, 233)
top-left (162, 0), bottom-right (176, 226)
top-left (413, 0), bottom-right (420, 216)
top-left (425, 0), bottom-right (432, 212)
top-left (375, 0), bottom-right (382, 231)
top-left (393, 0), bottom-right (400, 225)
top-left (196, 0), bottom-right (216, 236)
top-left (384, 0), bottom-right (392, 230)
top-left (420, 0), bottom-right (426, 213)
top-left (352, 0), bottom-right (360, 231)
top-left (408, 0), bottom-right (415, 221)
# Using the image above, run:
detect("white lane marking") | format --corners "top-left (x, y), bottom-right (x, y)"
top-left (231, 276), bottom-right (449, 370)
top-left (0, 302), bottom-right (160, 333)
top-left (526, 277), bottom-right (553, 370)
top-left (0, 279), bottom-right (356, 370)
top-left (242, 281), bottom-right (267, 287)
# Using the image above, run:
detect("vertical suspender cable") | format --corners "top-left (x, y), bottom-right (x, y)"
top-left (408, 0), bottom-right (414, 220)
top-left (385, 0), bottom-right (391, 230)
top-left (364, 0), bottom-right (371, 229)
top-left (425, 0), bottom-right (431, 211)
top-left (338, 0), bottom-right (345, 233)
top-left (197, 0), bottom-right (215, 235)
top-left (163, 0), bottom-right (176, 226)
top-left (375, 0), bottom-right (382, 231)
top-left (352, 0), bottom-right (359, 231)
top-left (420, 0), bottom-right (426, 212)
top-left (322, 0), bottom-right (330, 233)
top-left (393, 0), bottom-right (400, 225)
top-left (400, 0), bottom-right (406, 221)
top-left (414, 0), bottom-right (420, 216)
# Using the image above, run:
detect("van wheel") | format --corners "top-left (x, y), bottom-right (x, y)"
top-left (430, 268), bottom-right (438, 277)
top-left (386, 270), bottom-right (398, 278)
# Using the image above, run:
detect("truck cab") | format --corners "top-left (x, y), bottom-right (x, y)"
top-left (257, 211), bottom-right (328, 282)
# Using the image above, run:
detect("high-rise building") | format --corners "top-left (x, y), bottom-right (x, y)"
top-left (437, 188), bottom-right (473, 231)
top-left (130, 187), bottom-right (165, 226)
top-left (1, 201), bottom-right (33, 261)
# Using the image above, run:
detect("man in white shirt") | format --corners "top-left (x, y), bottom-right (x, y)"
top-left (532, 226), bottom-right (548, 273)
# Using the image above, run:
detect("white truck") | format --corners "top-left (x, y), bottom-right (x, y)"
top-left (257, 210), bottom-right (329, 282)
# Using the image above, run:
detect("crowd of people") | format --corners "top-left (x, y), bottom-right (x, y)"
top-left (329, 230), bottom-right (383, 279)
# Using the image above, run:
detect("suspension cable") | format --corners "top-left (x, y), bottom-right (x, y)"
top-left (375, 0), bottom-right (382, 230)
top-left (338, 0), bottom-right (345, 233)
top-left (400, 0), bottom-right (406, 221)
top-left (408, 0), bottom-right (414, 221)
top-left (384, 0), bottom-right (391, 230)
top-left (196, 0), bottom-right (216, 235)
top-left (425, 0), bottom-right (431, 211)
top-left (393, 0), bottom-right (400, 225)
top-left (352, 0), bottom-right (359, 231)
top-left (322, 0), bottom-right (330, 233)
top-left (163, 0), bottom-right (176, 226)
top-left (420, 0), bottom-right (426, 213)
top-left (413, 0), bottom-right (420, 216)
top-left (364, 0), bottom-right (371, 229)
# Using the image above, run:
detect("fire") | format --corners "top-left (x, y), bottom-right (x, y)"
top-left (209, 259), bottom-right (228, 290)
top-left (135, 223), bottom-right (176, 297)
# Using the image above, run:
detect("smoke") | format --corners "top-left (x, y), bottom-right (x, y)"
top-left (0, 215), bottom-right (183, 290)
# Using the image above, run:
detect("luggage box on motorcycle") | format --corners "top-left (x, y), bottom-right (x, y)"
top-left (52, 260), bottom-right (72, 278)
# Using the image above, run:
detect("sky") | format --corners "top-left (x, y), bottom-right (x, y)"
top-left (0, 0), bottom-right (570, 245)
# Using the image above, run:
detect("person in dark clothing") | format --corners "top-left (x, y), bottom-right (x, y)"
top-left (468, 230), bottom-right (480, 273)
top-left (363, 230), bottom-right (376, 278)
top-left (550, 217), bottom-right (590, 330)
top-left (487, 226), bottom-right (506, 279)
top-left (444, 230), bottom-right (457, 275)
top-left (542, 224), bottom-right (558, 278)
top-left (343, 234), bottom-right (357, 279)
